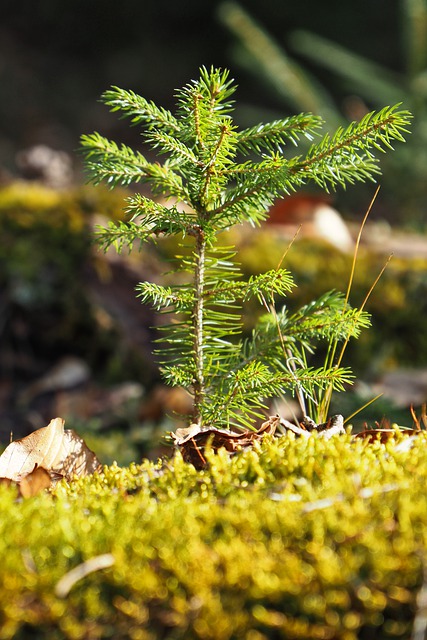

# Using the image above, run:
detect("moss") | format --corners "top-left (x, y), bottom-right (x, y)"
top-left (0, 182), bottom-right (128, 301)
top-left (0, 181), bottom-right (150, 385)
top-left (1, 434), bottom-right (427, 638)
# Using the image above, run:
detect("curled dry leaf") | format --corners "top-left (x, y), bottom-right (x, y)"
top-left (0, 466), bottom-right (52, 498)
top-left (18, 466), bottom-right (52, 498)
top-left (0, 417), bottom-right (101, 483)
top-left (171, 414), bottom-right (346, 469)
top-left (171, 417), bottom-right (277, 469)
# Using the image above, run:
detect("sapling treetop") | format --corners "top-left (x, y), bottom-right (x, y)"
top-left (81, 66), bottom-right (411, 429)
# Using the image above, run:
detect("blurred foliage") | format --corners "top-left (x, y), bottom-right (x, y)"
top-left (1, 433), bottom-right (427, 638)
top-left (219, 0), bottom-right (427, 227)
top-left (0, 181), bottom-right (125, 304)
top-left (0, 1), bottom-right (401, 172)
top-left (71, 420), bottom-right (154, 468)
top-left (0, 182), bottom-right (148, 382)
top-left (1, 180), bottom-right (425, 387)
top-left (157, 226), bottom-right (427, 380)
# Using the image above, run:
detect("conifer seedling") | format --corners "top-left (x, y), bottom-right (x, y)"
top-left (81, 67), bottom-right (411, 430)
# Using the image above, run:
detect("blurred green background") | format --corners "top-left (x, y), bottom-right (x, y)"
top-left (1, 0), bottom-right (425, 223)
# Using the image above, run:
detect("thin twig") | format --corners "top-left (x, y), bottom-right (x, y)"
top-left (318, 187), bottom-right (382, 420)
top-left (344, 185), bottom-right (380, 308)
top-left (55, 554), bottom-right (115, 599)
top-left (276, 225), bottom-right (302, 271)
top-left (344, 393), bottom-right (384, 425)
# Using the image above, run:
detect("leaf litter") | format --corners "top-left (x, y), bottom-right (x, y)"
top-left (0, 417), bottom-right (101, 495)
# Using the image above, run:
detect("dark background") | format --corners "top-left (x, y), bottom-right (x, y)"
top-left (0, 0), bottom-right (400, 177)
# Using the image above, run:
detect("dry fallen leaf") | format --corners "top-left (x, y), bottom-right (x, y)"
top-left (18, 466), bottom-right (52, 498)
top-left (171, 417), bottom-right (277, 469)
top-left (0, 466), bottom-right (52, 498)
top-left (0, 417), bottom-right (101, 483)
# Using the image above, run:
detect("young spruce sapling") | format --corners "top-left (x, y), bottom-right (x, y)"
top-left (81, 67), bottom-right (411, 430)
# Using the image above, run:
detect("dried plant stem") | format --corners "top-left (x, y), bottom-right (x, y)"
top-left (318, 187), bottom-right (384, 421)
top-left (344, 393), bottom-right (384, 425)
top-left (337, 254), bottom-right (393, 371)
top-left (344, 185), bottom-right (380, 308)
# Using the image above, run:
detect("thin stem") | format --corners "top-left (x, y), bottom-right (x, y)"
top-left (192, 227), bottom-right (206, 425)
top-left (318, 187), bottom-right (380, 422)
top-left (344, 186), bottom-right (380, 308)
top-left (344, 392), bottom-right (384, 425)
top-left (318, 254), bottom-right (392, 422)
top-left (338, 254), bottom-right (392, 371)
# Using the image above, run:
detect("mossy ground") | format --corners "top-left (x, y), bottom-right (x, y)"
top-left (1, 432), bottom-right (427, 639)
top-left (1, 182), bottom-right (426, 638)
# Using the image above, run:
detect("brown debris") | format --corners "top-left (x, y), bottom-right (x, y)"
top-left (171, 417), bottom-right (278, 469)
top-left (279, 414), bottom-right (345, 439)
top-left (171, 414), bottom-right (348, 469)
top-left (0, 417), bottom-right (102, 485)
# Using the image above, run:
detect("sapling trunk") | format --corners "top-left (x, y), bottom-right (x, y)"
top-left (192, 227), bottom-right (206, 425)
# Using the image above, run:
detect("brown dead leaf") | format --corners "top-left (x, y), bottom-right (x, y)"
top-left (0, 465), bottom-right (51, 498)
top-left (18, 466), bottom-right (52, 498)
top-left (0, 417), bottom-right (101, 483)
top-left (171, 417), bottom-right (277, 469)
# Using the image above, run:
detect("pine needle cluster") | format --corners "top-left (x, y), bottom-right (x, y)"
top-left (81, 67), bottom-right (411, 429)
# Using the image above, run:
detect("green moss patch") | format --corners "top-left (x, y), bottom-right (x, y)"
top-left (1, 433), bottom-right (427, 639)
